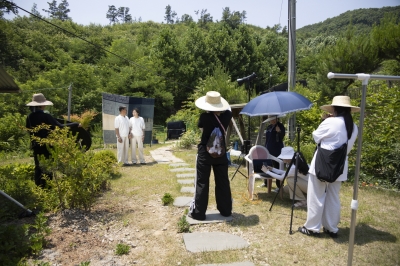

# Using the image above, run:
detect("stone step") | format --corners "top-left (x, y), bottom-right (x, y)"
top-left (180, 187), bottom-right (195, 193)
top-left (170, 168), bottom-right (196, 172)
top-left (183, 231), bottom-right (249, 253)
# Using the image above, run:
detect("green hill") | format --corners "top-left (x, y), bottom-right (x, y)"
top-left (297, 5), bottom-right (400, 39)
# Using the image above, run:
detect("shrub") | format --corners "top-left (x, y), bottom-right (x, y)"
top-left (177, 215), bottom-right (190, 233)
top-left (115, 243), bottom-right (130, 255)
top-left (161, 193), bottom-right (174, 205)
top-left (177, 129), bottom-right (199, 149)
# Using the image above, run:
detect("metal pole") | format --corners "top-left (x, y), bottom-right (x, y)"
top-left (67, 83), bottom-right (72, 121)
top-left (347, 79), bottom-right (368, 266)
top-left (327, 72), bottom-right (400, 266)
top-left (247, 82), bottom-right (251, 141)
top-left (287, 0), bottom-right (296, 141)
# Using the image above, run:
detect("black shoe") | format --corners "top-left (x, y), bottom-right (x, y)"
top-left (298, 226), bottom-right (320, 236)
top-left (122, 163), bottom-right (131, 167)
top-left (188, 213), bottom-right (206, 221)
top-left (140, 162), bottom-right (146, 165)
top-left (323, 227), bottom-right (338, 238)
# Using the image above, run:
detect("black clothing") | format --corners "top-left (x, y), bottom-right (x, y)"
top-left (26, 110), bottom-right (79, 187)
top-left (264, 121), bottom-right (285, 187)
top-left (190, 111), bottom-right (233, 220)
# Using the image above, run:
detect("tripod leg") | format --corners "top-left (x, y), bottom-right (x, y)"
top-left (0, 190), bottom-right (34, 217)
top-left (289, 152), bottom-right (300, 234)
top-left (231, 155), bottom-right (246, 181)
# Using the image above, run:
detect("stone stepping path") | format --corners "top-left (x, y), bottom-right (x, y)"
top-left (149, 146), bottom-right (250, 264)
top-left (170, 167), bottom-right (196, 172)
top-left (198, 262), bottom-right (254, 266)
top-left (150, 146), bottom-right (184, 163)
top-left (173, 196), bottom-right (192, 207)
top-left (181, 187), bottom-right (195, 193)
top-left (183, 231), bottom-right (249, 252)
top-left (176, 173), bottom-right (196, 178)
top-left (177, 179), bottom-right (194, 185)
top-left (186, 210), bottom-right (233, 224)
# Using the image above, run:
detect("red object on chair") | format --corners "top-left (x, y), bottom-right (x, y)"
top-left (245, 145), bottom-right (284, 199)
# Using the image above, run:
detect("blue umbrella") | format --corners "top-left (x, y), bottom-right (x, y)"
top-left (240, 91), bottom-right (313, 117)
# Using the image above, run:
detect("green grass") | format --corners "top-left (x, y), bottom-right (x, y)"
top-left (99, 143), bottom-right (400, 265)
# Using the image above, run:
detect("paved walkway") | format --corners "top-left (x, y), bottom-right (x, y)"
top-left (150, 144), bottom-right (253, 266)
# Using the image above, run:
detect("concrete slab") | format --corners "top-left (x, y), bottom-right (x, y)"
top-left (170, 168), bottom-right (196, 172)
top-left (177, 179), bottom-right (194, 185)
top-left (186, 210), bottom-right (233, 224)
top-left (169, 163), bottom-right (190, 167)
top-left (180, 187), bottom-right (195, 193)
top-left (149, 146), bottom-right (184, 163)
top-left (177, 173), bottom-right (196, 178)
top-left (183, 231), bottom-right (249, 253)
top-left (198, 262), bottom-right (254, 266)
top-left (173, 196), bottom-right (192, 207)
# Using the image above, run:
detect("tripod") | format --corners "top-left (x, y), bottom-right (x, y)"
top-left (269, 127), bottom-right (304, 234)
top-left (230, 153), bottom-right (247, 181)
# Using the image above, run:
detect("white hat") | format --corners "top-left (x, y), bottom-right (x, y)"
top-left (195, 91), bottom-right (230, 111)
top-left (278, 147), bottom-right (294, 160)
top-left (263, 114), bottom-right (286, 123)
top-left (320, 95), bottom-right (360, 114)
top-left (26, 93), bottom-right (53, 106)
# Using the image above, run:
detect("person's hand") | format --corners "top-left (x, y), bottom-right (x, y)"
top-left (118, 137), bottom-right (122, 143)
top-left (275, 125), bottom-right (281, 132)
top-left (78, 123), bottom-right (82, 127)
top-left (128, 133), bottom-right (132, 139)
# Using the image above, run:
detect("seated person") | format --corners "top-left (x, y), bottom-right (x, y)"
top-left (261, 146), bottom-right (309, 207)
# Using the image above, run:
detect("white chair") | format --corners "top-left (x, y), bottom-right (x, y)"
top-left (245, 145), bottom-right (284, 200)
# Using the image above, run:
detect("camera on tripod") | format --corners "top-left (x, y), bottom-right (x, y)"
top-left (241, 140), bottom-right (251, 155)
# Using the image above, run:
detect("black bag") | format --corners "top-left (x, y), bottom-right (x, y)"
top-left (315, 142), bottom-right (348, 183)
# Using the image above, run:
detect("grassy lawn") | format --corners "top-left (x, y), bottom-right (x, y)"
top-left (100, 142), bottom-right (400, 265)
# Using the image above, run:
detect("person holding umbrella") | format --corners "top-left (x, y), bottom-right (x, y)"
top-left (262, 115), bottom-right (285, 190)
top-left (298, 96), bottom-right (359, 237)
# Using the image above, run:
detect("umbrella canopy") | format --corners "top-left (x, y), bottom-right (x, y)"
top-left (240, 91), bottom-right (313, 117)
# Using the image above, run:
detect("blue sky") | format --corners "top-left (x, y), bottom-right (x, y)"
top-left (6, 0), bottom-right (400, 29)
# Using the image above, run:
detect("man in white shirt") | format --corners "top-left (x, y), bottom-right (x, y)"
top-left (129, 107), bottom-right (146, 164)
top-left (114, 106), bottom-right (131, 165)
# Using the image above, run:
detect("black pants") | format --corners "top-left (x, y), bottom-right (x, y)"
top-left (191, 147), bottom-right (232, 220)
top-left (33, 145), bottom-right (51, 187)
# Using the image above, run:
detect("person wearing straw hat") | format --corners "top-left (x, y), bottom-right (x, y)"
top-left (298, 96), bottom-right (359, 237)
top-left (262, 146), bottom-right (309, 207)
top-left (262, 115), bottom-right (285, 190)
top-left (188, 91), bottom-right (233, 221)
top-left (26, 93), bottom-right (80, 187)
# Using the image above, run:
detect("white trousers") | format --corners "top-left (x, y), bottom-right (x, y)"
top-left (304, 174), bottom-right (342, 233)
top-left (117, 136), bottom-right (129, 164)
top-left (286, 176), bottom-right (308, 201)
top-left (131, 135), bottom-right (145, 163)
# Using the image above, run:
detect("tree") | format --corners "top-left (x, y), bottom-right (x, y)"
top-left (118, 7), bottom-right (132, 23)
top-left (0, 0), bottom-right (18, 18)
top-left (106, 5), bottom-right (119, 24)
top-left (164, 5), bottom-right (177, 24)
top-left (195, 9), bottom-right (212, 28)
top-left (371, 14), bottom-right (400, 63)
top-left (221, 7), bottom-right (246, 29)
top-left (42, 0), bottom-right (70, 21)
top-left (180, 14), bottom-right (193, 24)
top-left (31, 3), bottom-right (42, 17)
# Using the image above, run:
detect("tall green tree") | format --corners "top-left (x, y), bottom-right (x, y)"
top-left (164, 5), bottom-right (177, 24)
top-left (106, 5), bottom-right (118, 24)
top-left (118, 7), bottom-right (132, 23)
top-left (0, 0), bottom-right (18, 18)
top-left (371, 14), bottom-right (400, 63)
top-left (42, 0), bottom-right (70, 21)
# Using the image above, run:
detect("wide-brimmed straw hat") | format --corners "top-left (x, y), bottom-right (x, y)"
top-left (320, 95), bottom-right (360, 114)
top-left (278, 147), bottom-right (295, 160)
top-left (26, 93), bottom-right (53, 106)
top-left (195, 91), bottom-right (230, 111)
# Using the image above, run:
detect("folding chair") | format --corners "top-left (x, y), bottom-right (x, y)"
top-left (245, 145), bottom-right (284, 200)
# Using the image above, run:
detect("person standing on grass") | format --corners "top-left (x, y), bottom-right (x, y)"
top-left (26, 93), bottom-right (80, 187)
top-left (129, 107), bottom-right (146, 165)
top-left (189, 91), bottom-right (233, 221)
top-left (298, 96), bottom-right (359, 238)
top-left (115, 106), bottom-right (131, 166)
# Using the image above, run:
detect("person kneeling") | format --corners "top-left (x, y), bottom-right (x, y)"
top-left (261, 147), bottom-right (309, 207)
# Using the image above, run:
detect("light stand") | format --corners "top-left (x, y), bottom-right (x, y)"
top-left (237, 72), bottom-right (257, 142)
top-left (269, 127), bottom-right (302, 234)
top-left (231, 140), bottom-right (251, 181)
